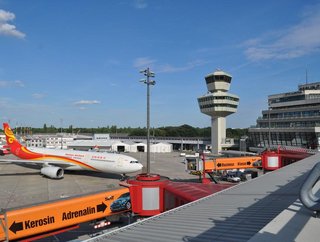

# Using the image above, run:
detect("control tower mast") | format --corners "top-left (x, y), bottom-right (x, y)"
top-left (197, 70), bottom-right (239, 154)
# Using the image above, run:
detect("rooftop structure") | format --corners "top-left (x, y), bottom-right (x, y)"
top-left (25, 133), bottom-right (91, 149)
top-left (198, 70), bottom-right (239, 154)
top-left (249, 81), bottom-right (320, 151)
top-left (22, 133), bottom-right (216, 152)
top-left (84, 153), bottom-right (320, 242)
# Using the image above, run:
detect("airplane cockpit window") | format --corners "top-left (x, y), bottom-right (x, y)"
top-left (130, 161), bottom-right (139, 164)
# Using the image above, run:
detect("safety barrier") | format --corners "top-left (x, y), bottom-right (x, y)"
top-left (300, 162), bottom-right (320, 214)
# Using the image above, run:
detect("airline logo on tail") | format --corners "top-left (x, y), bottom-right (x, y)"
top-left (4, 124), bottom-right (15, 144)
top-left (4, 124), bottom-right (19, 148)
top-left (4, 123), bottom-right (26, 157)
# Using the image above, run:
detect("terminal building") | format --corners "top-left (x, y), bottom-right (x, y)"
top-left (197, 70), bottom-right (239, 154)
top-left (25, 134), bottom-right (174, 153)
top-left (248, 81), bottom-right (320, 151)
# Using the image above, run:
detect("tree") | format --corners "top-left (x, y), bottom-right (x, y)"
top-left (110, 125), bottom-right (117, 134)
top-left (43, 124), bottom-right (47, 133)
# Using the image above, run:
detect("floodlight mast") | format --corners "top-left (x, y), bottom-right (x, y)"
top-left (140, 67), bottom-right (156, 175)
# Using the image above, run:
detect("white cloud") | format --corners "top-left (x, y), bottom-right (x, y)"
top-left (133, 57), bottom-right (156, 69)
top-left (32, 93), bottom-right (46, 99)
top-left (0, 81), bottom-right (8, 87)
top-left (0, 9), bottom-right (25, 38)
top-left (244, 4), bottom-right (320, 61)
top-left (134, 0), bottom-right (147, 9)
top-left (0, 80), bottom-right (25, 87)
top-left (14, 80), bottom-right (24, 87)
top-left (157, 59), bottom-right (208, 73)
top-left (133, 57), bottom-right (208, 73)
top-left (0, 9), bottom-right (14, 21)
top-left (73, 100), bottom-right (101, 105)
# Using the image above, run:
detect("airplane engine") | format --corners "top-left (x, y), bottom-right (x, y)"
top-left (40, 166), bottom-right (64, 179)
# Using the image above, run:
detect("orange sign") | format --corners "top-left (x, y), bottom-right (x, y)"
top-left (0, 187), bottom-right (129, 241)
top-left (204, 156), bottom-right (261, 171)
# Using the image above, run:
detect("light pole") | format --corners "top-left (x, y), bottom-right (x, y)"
top-left (268, 100), bottom-right (271, 150)
top-left (140, 68), bottom-right (156, 175)
top-left (60, 118), bottom-right (63, 149)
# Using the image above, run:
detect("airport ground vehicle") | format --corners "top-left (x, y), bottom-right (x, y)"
top-left (226, 174), bottom-right (241, 182)
top-left (220, 172), bottom-right (241, 182)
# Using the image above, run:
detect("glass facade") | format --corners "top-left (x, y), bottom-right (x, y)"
top-left (258, 121), bottom-right (320, 128)
top-left (269, 94), bottom-right (304, 104)
top-left (249, 131), bottom-right (317, 149)
top-left (199, 103), bottom-right (238, 109)
top-left (205, 75), bottom-right (232, 84)
top-left (248, 82), bottom-right (320, 150)
top-left (198, 96), bottom-right (239, 102)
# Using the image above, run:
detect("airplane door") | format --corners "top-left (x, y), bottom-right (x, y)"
top-left (117, 157), bottom-right (124, 168)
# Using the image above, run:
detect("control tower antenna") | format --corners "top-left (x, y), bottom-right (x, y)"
top-left (306, 69), bottom-right (308, 84)
top-left (197, 70), bottom-right (239, 154)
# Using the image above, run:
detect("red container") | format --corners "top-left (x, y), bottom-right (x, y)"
top-left (262, 151), bottom-right (280, 171)
top-left (127, 173), bottom-right (169, 216)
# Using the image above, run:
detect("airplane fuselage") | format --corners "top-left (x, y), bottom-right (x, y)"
top-left (23, 147), bottom-right (143, 174)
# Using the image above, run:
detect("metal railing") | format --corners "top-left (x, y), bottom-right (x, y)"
top-left (300, 162), bottom-right (320, 214)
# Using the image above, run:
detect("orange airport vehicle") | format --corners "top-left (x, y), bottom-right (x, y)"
top-left (0, 187), bottom-right (129, 241)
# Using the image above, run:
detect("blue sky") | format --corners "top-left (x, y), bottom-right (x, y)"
top-left (1, 0), bottom-right (320, 129)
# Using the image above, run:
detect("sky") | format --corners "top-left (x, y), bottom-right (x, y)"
top-left (1, 0), bottom-right (320, 129)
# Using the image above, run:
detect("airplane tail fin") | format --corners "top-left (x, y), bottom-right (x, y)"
top-left (3, 123), bottom-right (24, 156)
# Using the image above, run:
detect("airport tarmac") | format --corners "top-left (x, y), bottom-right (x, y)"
top-left (0, 152), bottom-right (257, 241)
top-left (0, 152), bottom-right (196, 210)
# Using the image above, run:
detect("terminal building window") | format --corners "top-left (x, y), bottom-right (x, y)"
top-left (261, 110), bottom-right (320, 120)
top-left (249, 131), bottom-right (318, 149)
top-left (269, 95), bottom-right (305, 104)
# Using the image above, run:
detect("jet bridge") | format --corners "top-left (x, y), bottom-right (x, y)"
top-left (185, 155), bottom-right (262, 173)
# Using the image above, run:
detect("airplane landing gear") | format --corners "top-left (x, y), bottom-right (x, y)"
top-left (120, 173), bottom-right (129, 181)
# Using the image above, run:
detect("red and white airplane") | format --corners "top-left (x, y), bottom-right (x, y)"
top-left (0, 123), bottom-right (143, 179)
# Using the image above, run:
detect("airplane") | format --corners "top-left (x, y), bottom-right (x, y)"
top-left (0, 144), bottom-right (10, 156)
top-left (0, 123), bottom-right (143, 179)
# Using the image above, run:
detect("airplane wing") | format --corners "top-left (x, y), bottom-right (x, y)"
top-left (0, 158), bottom-right (75, 169)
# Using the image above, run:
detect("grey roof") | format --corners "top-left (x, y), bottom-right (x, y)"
top-left (84, 153), bottom-right (320, 242)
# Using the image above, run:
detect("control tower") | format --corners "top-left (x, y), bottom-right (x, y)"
top-left (197, 70), bottom-right (239, 154)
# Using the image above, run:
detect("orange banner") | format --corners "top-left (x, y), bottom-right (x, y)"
top-left (204, 156), bottom-right (261, 171)
top-left (0, 187), bottom-right (129, 241)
